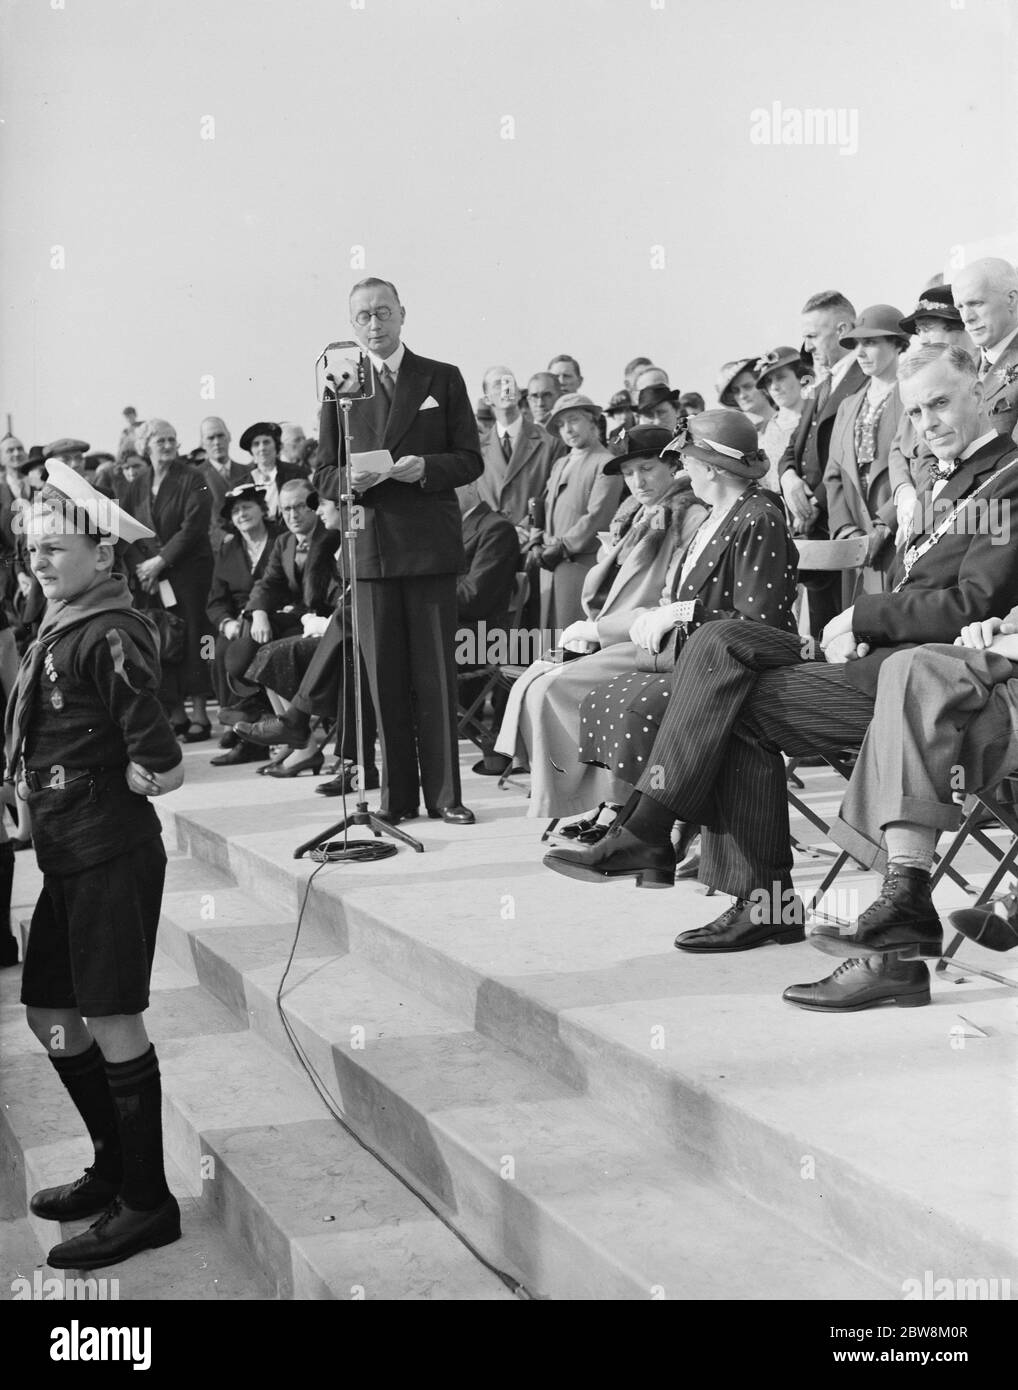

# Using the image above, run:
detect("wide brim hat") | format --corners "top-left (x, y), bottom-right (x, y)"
top-left (899, 286), bottom-right (964, 336)
top-left (661, 408), bottom-right (769, 480)
top-left (635, 384), bottom-right (681, 414)
top-left (545, 392), bottom-right (602, 430)
top-left (604, 425), bottom-right (677, 475)
top-left (34, 458), bottom-right (156, 543)
top-left (839, 304), bottom-right (908, 348)
top-left (716, 359), bottom-right (757, 407)
top-left (219, 483), bottom-right (270, 525)
top-left (754, 346), bottom-right (808, 386)
top-left (239, 421), bottom-right (283, 453)
top-left (43, 437), bottom-right (90, 460)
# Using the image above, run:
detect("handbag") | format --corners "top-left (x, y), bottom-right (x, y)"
top-left (149, 607), bottom-right (186, 665)
top-left (634, 624), bottom-right (688, 674)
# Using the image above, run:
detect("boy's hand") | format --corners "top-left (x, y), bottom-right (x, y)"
top-left (127, 761), bottom-right (184, 797)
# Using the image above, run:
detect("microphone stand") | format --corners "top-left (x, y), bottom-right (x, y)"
top-left (294, 381), bottom-right (424, 860)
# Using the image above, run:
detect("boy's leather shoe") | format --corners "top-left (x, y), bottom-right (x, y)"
top-left (47, 1195), bottom-right (181, 1271)
top-left (31, 1168), bottom-right (119, 1222)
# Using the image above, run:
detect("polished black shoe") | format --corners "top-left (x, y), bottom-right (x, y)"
top-left (316, 765), bottom-right (381, 796)
top-left (376, 807), bottom-right (420, 825)
top-left (218, 728), bottom-right (239, 750)
top-left (674, 892), bottom-right (805, 953)
top-left (47, 1194), bottom-right (181, 1271)
top-left (234, 715), bottom-right (310, 749)
top-left (30, 1168), bottom-right (120, 1222)
top-left (950, 891), bottom-right (1018, 953)
top-left (558, 804), bottom-right (614, 841)
top-left (783, 956), bottom-right (931, 1012)
top-left (809, 866), bottom-right (942, 959)
top-left (544, 824), bottom-right (675, 888)
top-left (427, 805), bottom-right (476, 825)
top-left (209, 741), bottom-right (270, 767)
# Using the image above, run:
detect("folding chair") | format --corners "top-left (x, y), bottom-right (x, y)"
top-left (786, 539), bottom-right (976, 911)
top-left (927, 775), bottom-right (1018, 988)
top-left (457, 572), bottom-right (529, 761)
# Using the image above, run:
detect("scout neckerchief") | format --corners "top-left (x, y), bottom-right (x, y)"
top-left (894, 456), bottom-right (1018, 593)
top-left (4, 573), bottom-right (146, 777)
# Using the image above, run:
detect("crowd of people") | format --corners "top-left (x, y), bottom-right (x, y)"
top-left (2, 262), bottom-right (1018, 1273)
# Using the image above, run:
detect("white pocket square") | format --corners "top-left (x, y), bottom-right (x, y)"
top-left (419, 395), bottom-right (439, 411)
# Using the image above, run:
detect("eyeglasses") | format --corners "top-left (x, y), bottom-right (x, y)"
top-left (352, 308), bottom-right (394, 327)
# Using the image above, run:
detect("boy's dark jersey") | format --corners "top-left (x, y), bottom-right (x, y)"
top-left (21, 610), bottom-right (182, 874)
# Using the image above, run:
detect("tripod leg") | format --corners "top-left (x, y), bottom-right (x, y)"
top-left (366, 814), bottom-right (424, 852)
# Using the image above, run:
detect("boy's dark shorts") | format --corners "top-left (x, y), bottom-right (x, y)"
top-left (20, 837), bottom-right (167, 1017)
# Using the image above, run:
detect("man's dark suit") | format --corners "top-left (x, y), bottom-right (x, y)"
top-left (476, 419), bottom-right (564, 543)
top-left (226, 520), bottom-right (336, 698)
top-left (634, 432), bottom-right (1018, 898)
top-left (313, 345), bottom-right (483, 813)
top-left (779, 359), bottom-right (867, 631)
top-left (456, 502), bottom-right (520, 715)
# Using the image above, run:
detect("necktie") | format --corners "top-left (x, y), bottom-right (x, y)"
top-left (500, 431), bottom-right (513, 463)
top-left (295, 538), bottom-right (309, 573)
top-left (814, 376), bottom-right (831, 414)
top-left (378, 364), bottom-right (394, 406)
top-left (979, 353), bottom-right (991, 382)
top-left (930, 458), bottom-right (957, 503)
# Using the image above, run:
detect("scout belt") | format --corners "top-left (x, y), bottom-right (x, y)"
top-left (19, 766), bottom-right (114, 794)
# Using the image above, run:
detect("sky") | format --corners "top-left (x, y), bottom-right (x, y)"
top-left (1, 0), bottom-right (1017, 454)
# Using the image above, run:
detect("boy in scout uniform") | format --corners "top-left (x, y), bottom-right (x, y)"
top-left (4, 462), bottom-right (185, 1269)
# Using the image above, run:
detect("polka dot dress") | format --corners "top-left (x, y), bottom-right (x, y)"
top-left (577, 672), bottom-right (671, 781)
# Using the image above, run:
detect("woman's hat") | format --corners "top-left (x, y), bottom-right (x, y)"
top-left (19, 445), bottom-right (46, 473)
top-left (839, 304), bottom-right (908, 348)
top-left (753, 346), bottom-right (808, 386)
top-left (899, 285), bottom-right (964, 336)
top-left (715, 359), bottom-right (757, 407)
top-left (219, 483), bottom-right (270, 524)
top-left (239, 421), bottom-right (283, 453)
top-left (545, 392), bottom-right (602, 430)
top-left (34, 458), bottom-right (156, 542)
top-left (604, 425), bottom-right (677, 475)
top-left (661, 408), bottom-right (769, 479)
top-left (635, 384), bottom-right (681, 414)
top-left (605, 389), bottom-right (635, 417)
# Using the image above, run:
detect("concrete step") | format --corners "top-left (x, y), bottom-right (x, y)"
top-left (0, 942), bottom-right (515, 1301)
top-left (155, 752), bottom-right (1018, 1293)
top-left (156, 877), bottom-right (891, 1299)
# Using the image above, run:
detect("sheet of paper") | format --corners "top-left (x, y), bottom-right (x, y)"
top-left (158, 579), bottom-right (177, 607)
top-left (350, 449), bottom-right (396, 478)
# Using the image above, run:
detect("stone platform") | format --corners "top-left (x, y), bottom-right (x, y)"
top-left (2, 737), bottom-right (1016, 1300)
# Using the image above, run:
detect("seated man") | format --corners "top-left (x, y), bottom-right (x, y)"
top-left (453, 480), bottom-right (520, 769)
top-left (785, 610), bottom-right (1018, 1014)
top-left (543, 344), bottom-right (1018, 961)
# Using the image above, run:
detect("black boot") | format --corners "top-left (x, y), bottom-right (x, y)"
top-left (31, 1041), bottom-right (122, 1219)
top-left (809, 865), bottom-right (942, 959)
top-left (783, 955), bottom-right (931, 1011)
top-left (0, 841), bottom-right (19, 966)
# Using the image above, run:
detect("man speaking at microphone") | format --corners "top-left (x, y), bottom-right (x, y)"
top-left (239, 277), bottom-right (482, 823)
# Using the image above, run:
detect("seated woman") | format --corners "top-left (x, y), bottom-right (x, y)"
top-left (206, 484), bottom-right (277, 766)
top-left (550, 410), bottom-right (799, 866)
top-left (494, 426), bottom-right (707, 817)
top-left (238, 486), bottom-right (343, 777)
